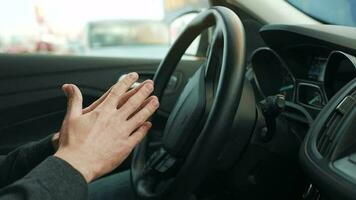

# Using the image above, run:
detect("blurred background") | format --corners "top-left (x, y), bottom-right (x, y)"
top-left (0, 0), bottom-right (355, 58)
top-left (0, 0), bottom-right (208, 58)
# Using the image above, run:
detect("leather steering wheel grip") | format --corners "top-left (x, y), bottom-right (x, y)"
top-left (131, 6), bottom-right (246, 200)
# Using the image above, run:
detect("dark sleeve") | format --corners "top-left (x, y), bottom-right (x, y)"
top-left (0, 135), bottom-right (55, 188)
top-left (0, 156), bottom-right (88, 200)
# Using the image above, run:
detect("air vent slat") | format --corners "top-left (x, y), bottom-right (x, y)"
top-left (317, 112), bottom-right (342, 157)
top-left (316, 92), bottom-right (356, 158)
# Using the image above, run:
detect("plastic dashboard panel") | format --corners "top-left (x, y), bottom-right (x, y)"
top-left (260, 24), bottom-right (356, 55)
top-left (300, 78), bottom-right (356, 200)
top-left (258, 24), bottom-right (356, 200)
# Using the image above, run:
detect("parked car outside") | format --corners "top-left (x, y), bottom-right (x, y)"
top-left (83, 20), bottom-right (170, 58)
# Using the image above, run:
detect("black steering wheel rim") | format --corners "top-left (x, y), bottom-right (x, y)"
top-left (131, 6), bottom-right (246, 200)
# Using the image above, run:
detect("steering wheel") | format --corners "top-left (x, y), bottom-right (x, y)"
top-left (131, 6), bottom-right (246, 200)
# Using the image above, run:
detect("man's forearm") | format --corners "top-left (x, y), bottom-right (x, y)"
top-left (0, 135), bottom-right (55, 187)
top-left (0, 156), bottom-right (87, 200)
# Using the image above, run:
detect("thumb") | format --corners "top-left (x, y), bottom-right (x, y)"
top-left (62, 84), bottom-right (83, 118)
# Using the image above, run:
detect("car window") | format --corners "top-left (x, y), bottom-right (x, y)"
top-left (287, 0), bottom-right (356, 27)
top-left (0, 0), bottom-right (208, 58)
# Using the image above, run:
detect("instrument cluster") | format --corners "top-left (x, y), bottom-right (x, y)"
top-left (251, 47), bottom-right (356, 113)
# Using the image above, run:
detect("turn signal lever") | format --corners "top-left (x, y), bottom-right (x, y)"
top-left (259, 94), bottom-right (286, 142)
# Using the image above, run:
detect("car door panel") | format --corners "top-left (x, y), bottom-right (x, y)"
top-left (0, 54), bottom-right (203, 154)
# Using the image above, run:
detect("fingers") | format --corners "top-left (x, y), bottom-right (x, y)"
top-left (83, 86), bottom-right (112, 114)
top-left (83, 79), bottom-right (151, 115)
top-left (127, 97), bottom-right (159, 129)
top-left (118, 81), bottom-right (154, 118)
top-left (117, 80), bottom-right (152, 109)
top-left (128, 122), bottom-right (152, 146)
top-left (62, 84), bottom-right (83, 119)
top-left (100, 72), bottom-right (139, 109)
top-left (127, 96), bottom-right (157, 119)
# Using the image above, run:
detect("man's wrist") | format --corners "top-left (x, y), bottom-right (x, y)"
top-left (54, 150), bottom-right (95, 183)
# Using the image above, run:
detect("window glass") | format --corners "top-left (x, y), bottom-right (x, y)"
top-left (0, 0), bottom-right (208, 58)
top-left (288, 0), bottom-right (356, 27)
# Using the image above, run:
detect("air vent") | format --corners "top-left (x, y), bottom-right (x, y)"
top-left (316, 91), bottom-right (356, 158)
top-left (316, 112), bottom-right (342, 157)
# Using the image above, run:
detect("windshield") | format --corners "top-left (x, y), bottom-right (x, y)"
top-left (288, 0), bottom-right (356, 27)
top-left (0, 0), bottom-right (208, 58)
top-left (88, 21), bottom-right (169, 48)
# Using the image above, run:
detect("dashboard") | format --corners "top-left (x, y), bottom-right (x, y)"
top-left (250, 25), bottom-right (356, 118)
top-left (251, 47), bottom-right (356, 113)
top-left (248, 24), bottom-right (356, 200)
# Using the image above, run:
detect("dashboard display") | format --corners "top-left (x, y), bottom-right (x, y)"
top-left (308, 57), bottom-right (327, 81)
top-left (251, 48), bottom-right (296, 101)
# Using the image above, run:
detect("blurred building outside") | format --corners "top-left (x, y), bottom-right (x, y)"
top-left (0, 0), bottom-right (207, 57)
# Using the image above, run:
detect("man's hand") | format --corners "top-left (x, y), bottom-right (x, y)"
top-left (50, 78), bottom-right (152, 150)
top-left (54, 72), bottom-right (159, 183)
top-left (51, 77), bottom-right (153, 150)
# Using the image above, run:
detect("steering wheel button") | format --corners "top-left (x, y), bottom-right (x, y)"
top-left (336, 96), bottom-right (356, 115)
top-left (155, 156), bottom-right (176, 173)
